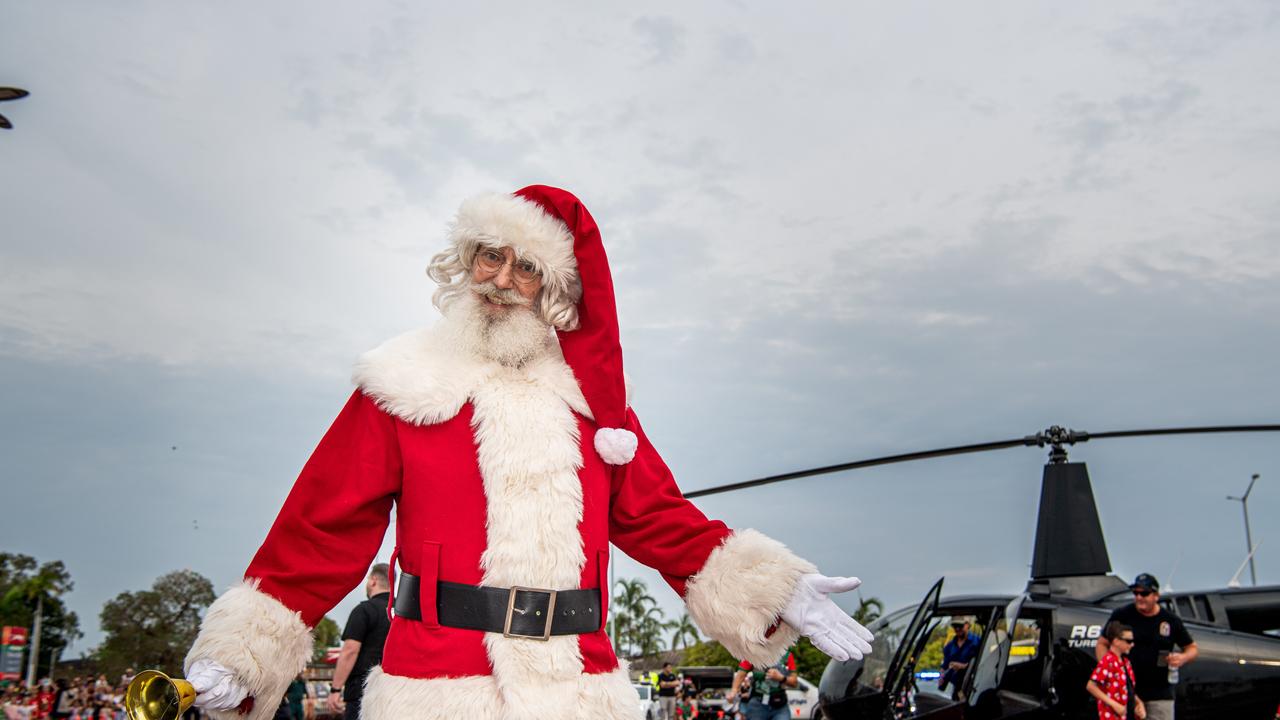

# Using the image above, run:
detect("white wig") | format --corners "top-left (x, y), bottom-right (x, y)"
top-left (427, 193), bottom-right (582, 331)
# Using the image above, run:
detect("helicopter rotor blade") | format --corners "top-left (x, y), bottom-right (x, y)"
top-left (682, 423), bottom-right (1280, 500)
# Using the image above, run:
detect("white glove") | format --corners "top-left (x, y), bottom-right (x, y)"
top-left (781, 574), bottom-right (875, 662)
top-left (187, 658), bottom-right (250, 711)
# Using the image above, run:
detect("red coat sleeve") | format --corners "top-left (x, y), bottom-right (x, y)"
top-left (608, 408), bottom-right (731, 597)
top-left (245, 390), bottom-right (402, 627)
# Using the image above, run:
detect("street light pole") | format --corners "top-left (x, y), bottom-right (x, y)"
top-left (1226, 473), bottom-right (1260, 587)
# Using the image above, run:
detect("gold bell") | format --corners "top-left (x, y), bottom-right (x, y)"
top-left (125, 670), bottom-right (197, 720)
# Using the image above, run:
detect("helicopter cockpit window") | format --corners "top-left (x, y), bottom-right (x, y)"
top-left (912, 613), bottom-right (989, 705)
top-left (844, 605), bottom-right (916, 696)
top-left (998, 616), bottom-right (1044, 696)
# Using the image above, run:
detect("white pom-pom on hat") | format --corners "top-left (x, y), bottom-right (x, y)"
top-left (594, 427), bottom-right (638, 465)
top-left (515, 185), bottom-right (638, 465)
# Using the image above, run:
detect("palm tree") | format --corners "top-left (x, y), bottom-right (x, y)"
top-left (612, 578), bottom-right (665, 657)
top-left (670, 612), bottom-right (701, 652)
top-left (853, 594), bottom-right (884, 626)
top-left (634, 604), bottom-right (676, 657)
top-left (4, 561), bottom-right (73, 683)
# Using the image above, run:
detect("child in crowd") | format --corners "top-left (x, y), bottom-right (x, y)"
top-left (1087, 622), bottom-right (1145, 720)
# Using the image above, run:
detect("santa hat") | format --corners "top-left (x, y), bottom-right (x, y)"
top-left (449, 184), bottom-right (638, 465)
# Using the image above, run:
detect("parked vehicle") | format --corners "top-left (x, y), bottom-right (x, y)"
top-left (786, 676), bottom-right (820, 719)
top-left (633, 683), bottom-right (660, 720)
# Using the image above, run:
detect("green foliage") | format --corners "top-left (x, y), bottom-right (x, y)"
top-left (611, 577), bottom-right (675, 659)
top-left (680, 640), bottom-right (736, 667)
top-left (313, 616), bottom-right (341, 662)
top-left (791, 637), bottom-right (831, 682)
top-left (669, 612), bottom-right (700, 651)
top-left (917, 624), bottom-right (949, 670)
top-left (0, 553), bottom-right (81, 677)
top-left (98, 569), bottom-right (215, 678)
top-left (853, 595), bottom-right (884, 626)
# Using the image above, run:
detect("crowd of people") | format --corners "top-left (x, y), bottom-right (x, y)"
top-left (1, 672), bottom-right (321, 720)
top-left (1, 671), bottom-right (146, 720)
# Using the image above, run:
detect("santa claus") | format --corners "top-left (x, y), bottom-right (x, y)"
top-left (182, 185), bottom-right (874, 720)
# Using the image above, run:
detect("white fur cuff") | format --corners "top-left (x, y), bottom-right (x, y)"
top-left (684, 529), bottom-right (816, 668)
top-left (594, 427), bottom-right (637, 465)
top-left (185, 580), bottom-right (313, 720)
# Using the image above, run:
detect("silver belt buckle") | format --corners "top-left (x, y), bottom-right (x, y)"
top-left (504, 586), bottom-right (557, 641)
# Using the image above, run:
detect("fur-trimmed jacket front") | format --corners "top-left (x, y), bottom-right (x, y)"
top-left (185, 326), bottom-right (815, 720)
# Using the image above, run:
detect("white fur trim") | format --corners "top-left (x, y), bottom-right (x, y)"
top-left (684, 529), bottom-right (817, 668)
top-left (470, 363), bottom-right (591, 699)
top-left (450, 193), bottom-right (578, 293)
top-left (593, 428), bottom-right (638, 465)
top-left (184, 580), bottom-right (312, 720)
top-left (353, 325), bottom-right (592, 425)
top-left (360, 664), bottom-right (641, 720)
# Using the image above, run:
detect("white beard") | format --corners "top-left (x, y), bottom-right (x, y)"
top-left (445, 289), bottom-right (554, 368)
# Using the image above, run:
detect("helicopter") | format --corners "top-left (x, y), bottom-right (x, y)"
top-left (684, 424), bottom-right (1280, 720)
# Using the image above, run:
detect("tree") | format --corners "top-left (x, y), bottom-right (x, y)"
top-left (313, 616), bottom-right (341, 662)
top-left (0, 553), bottom-right (81, 679)
top-left (669, 612), bottom-right (700, 652)
top-left (98, 570), bottom-right (215, 677)
top-left (633, 604), bottom-right (676, 657)
top-left (680, 640), bottom-right (736, 667)
top-left (790, 637), bottom-right (830, 682)
top-left (611, 577), bottom-right (669, 658)
top-left (853, 595), bottom-right (884, 626)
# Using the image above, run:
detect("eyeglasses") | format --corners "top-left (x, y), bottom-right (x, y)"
top-left (1133, 590), bottom-right (1154, 597)
top-left (474, 246), bottom-right (541, 285)
top-left (1117, 636), bottom-right (1135, 644)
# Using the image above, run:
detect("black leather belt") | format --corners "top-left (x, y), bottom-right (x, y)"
top-left (395, 571), bottom-right (601, 640)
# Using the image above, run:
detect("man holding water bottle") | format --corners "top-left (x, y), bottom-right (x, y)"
top-left (1095, 574), bottom-right (1198, 720)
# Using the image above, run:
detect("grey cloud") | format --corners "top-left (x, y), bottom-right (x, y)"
top-left (631, 16), bottom-right (686, 65)
top-left (642, 135), bottom-right (736, 174)
top-left (1105, 4), bottom-right (1275, 66)
top-left (717, 33), bottom-right (757, 64)
top-left (1053, 80), bottom-right (1200, 156)
top-left (340, 111), bottom-right (542, 201)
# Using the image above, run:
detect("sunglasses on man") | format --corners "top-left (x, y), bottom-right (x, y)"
top-left (1133, 589), bottom-right (1154, 597)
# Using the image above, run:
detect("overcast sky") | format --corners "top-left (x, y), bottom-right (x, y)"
top-left (2, 1), bottom-right (1278, 657)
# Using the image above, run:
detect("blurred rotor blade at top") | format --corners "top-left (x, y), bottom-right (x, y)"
top-left (0, 87), bottom-right (30, 129)
top-left (682, 424), bottom-right (1280, 499)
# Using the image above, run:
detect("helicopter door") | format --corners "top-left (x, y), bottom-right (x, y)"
top-left (879, 577), bottom-right (946, 717)
top-left (963, 593), bottom-right (1027, 718)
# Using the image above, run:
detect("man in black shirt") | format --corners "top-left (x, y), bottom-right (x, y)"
top-left (656, 662), bottom-right (679, 720)
top-left (1096, 573), bottom-right (1197, 720)
top-left (331, 563), bottom-right (394, 720)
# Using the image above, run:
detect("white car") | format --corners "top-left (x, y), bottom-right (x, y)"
top-left (633, 683), bottom-right (660, 720)
top-left (786, 676), bottom-right (821, 719)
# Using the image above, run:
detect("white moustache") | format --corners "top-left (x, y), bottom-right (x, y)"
top-left (471, 281), bottom-right (531, 306)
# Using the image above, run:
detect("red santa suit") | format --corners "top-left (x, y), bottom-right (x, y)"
top-left (184, 187), bottom-right (817, 720)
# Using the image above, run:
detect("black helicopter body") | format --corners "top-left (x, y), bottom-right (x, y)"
top-left (817, 579), bottom-right (1280, 720)
top-left (811, 459), bottom-right (1280, 720)
top-left (684, 426), bottom-right (1280, 720)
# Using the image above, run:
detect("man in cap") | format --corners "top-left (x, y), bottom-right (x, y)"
top-left (1096, 573), bottom-right (1198, 720)
top-left (937, 618), bottom-right (979, 698)
top-left (178, 186), bottom-right (875, 720)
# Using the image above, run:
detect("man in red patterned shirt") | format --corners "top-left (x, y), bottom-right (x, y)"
top-left (1088, 622), bottom-right (1145, 719)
